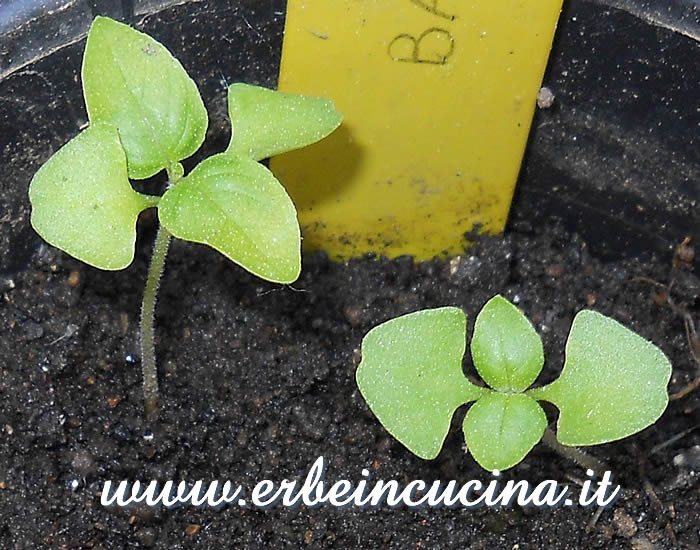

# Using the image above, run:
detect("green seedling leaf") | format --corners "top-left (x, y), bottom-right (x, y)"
top-left (82, 16), bottom-right (207, 179)
top-left (356, 307), bottom-right (485, 460)
top-left (226, 83), bottom-right (342, 161)
top-left (29, 124), bottom-right (154, 270)
top-left (463, 392), bottom-right (547, 471)
top-left (357, 296), bottom-right (672, 471)
top-left (471, 295), bottom-right (544, 392)
top-left (158, 153), bottom-right (301, 283)
top-left (532, 310), bottom-right (672, 446)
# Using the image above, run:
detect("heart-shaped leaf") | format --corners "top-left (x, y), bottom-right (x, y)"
top-left (463, 392), bottom-right (547, 471)
top-left (28, 124), bottom-right (154, 270)
top-left (82, 16), bottom-right (207, 179)
top-left (471, 295), bottom-right (544, 392)
top-left (158, 153), bottom-right (301, 283)
top-left (226, 83), bottom-right (342, 161)
top-left (530, 310), bottom-right (671, 446)
top-left (356, 307), bottom-right (485, 460)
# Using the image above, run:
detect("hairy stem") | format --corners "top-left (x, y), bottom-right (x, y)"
top-left (141, 224), bottom-right (171, 419)
top-left (541, 427), bottom-right (609, 475)
top-left (140, 162), bottom-right (181, 420)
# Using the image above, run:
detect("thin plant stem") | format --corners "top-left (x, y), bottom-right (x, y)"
top-left (541, 427), bottom-right (609, 475)
top-left (141, 224), bottom-right (171, 419)
top-left (140, 163), bottom-right (181, 420)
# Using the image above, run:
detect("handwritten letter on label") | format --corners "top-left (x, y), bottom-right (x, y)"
top-left (388, 1), bottom-right (457, 65)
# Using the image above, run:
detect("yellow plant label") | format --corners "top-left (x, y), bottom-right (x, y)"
top-left (272, 0), bottom-right (563, 260)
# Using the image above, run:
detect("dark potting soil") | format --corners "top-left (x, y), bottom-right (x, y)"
top-left (0, 214), bottom-right (698, 549)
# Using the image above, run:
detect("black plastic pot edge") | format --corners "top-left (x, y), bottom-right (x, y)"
top-left (511, 0), bottom-right (698, 261)
top-left (598, 0), bottom-right (700, 41)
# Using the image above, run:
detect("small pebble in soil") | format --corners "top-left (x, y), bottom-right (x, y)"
top-left (674, 236), bottom-right (694, 267)
top-left (185, 524), bottom-right (201, 537)
top-left (107, 396), bottom-right (121, 409)
top-left (119, 312), bottom-right (129, 336)
top-left (545, 263), bottom-right (564, 277)
top-left (673, 445), bottom-right (700, 470)
top-left (67, 270), bottom-right (81, 287)
top-left (0, 277), bottom-right (15, 292)
top-left (343, 304), bottom-right (364, 326)
top-left (612, 508), bottom-right (638, 538)
top-left (537, 86), bottom-right (556, 108)
top-left (67, 478), bottom-right (82, 491)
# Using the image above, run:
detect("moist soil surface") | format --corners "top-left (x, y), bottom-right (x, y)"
top-left (0, 214), bottom-right (698, 549)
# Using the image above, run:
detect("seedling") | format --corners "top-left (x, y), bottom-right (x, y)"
top-left (28, 16), bottom-right (342, 418)
top-left (356, 295), bottom-right (672, 471)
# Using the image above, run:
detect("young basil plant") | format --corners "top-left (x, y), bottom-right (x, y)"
top-left (28, 16), bottom-right (342, 419)
top-left (356, 295), bottom-right (672, 471)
